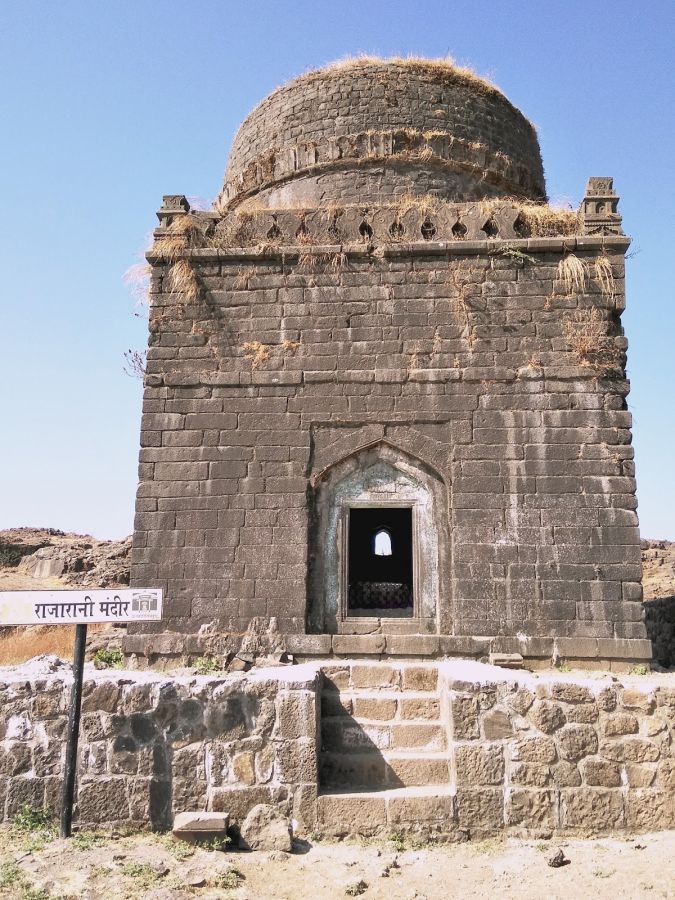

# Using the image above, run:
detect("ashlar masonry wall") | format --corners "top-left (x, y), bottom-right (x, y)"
top-left (128, 196), bottom-right (648, 666)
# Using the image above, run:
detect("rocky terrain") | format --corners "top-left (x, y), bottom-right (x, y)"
top-left (0, 527), bottom-right (130, 591)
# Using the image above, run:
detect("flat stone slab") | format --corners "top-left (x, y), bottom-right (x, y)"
top-left (173, 811), bottom-right (229, 834)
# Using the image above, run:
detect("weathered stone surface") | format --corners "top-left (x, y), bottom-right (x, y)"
top-left (512, 736), bottom-right (557, 764)
top-left (77, 777), bottom-right (129, 823)
top-left (451, 696), bottom-right (479, 740)
top-left (561, 788), bottom-right (624, 830)
top-left (506, 789), bottom-right (556, 828)
top-left (603, 713), bottom-right (639, 736)
top-left (507, 688), bottom-right (535, 715)
top-left (239, 803), bottom-right (293, 852)
top-left (557, 725), bottom-right (598, 761)
top-left (551, 683), bottom-right (594, 704)
top-left (581, 758), bottom-right (621, 787)
top-left (456, 788), bottom-right (503, 832)
top-left (482, 709), bottom-right (513, 740)
top-left (624, 790), bottom-right (674, 829)
top-left (173, 811), bottom-right (229, 834)
top-left (455, 745), bottom-right (504, 785)
top-left (511, 763), bottom-right (552, 787)
top-left (621, 689), bottom-right (655, 713)
top-left (530, 701), bottom-right (566, 734)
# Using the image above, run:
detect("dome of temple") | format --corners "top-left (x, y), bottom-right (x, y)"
top-left (217, 57), bottom-right (546, 210)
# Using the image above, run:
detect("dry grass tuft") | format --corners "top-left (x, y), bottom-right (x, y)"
top-left (153, 215), bottom-right (204, 260)
top-left (242, 341), bottom-right (270, 369)
top-left (593, 254), bottom-right (615, 299)
top-left (561, 308), bottom-right (622, 373)
top-left (515, 202), bottom-right (581, 237)
top-left (281, 339), bottom-right (299, 355)
top-left (168, 259), bottom-right (201, 303)
top-left (123, 262), bottom-right (152, 308)
top-left (556, 253), bottom-right (588, 295)
top-left (287, 55), bottom-right (504, 101)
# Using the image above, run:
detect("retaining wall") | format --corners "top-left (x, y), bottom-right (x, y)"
top-left (0, 659), bottom-right (672, 838)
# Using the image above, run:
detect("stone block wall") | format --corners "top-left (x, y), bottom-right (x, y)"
top-left (220, 60), bottom-right (544, 207)
top-left (1, 660), bottom-right (671, 838)
top-left (0, 662), bottom-right (319, 831)
top-left (129, 199), bottom-right (648, 664)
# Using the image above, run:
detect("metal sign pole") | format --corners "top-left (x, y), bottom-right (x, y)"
top-left (60, 623), bottom-right (87, 838)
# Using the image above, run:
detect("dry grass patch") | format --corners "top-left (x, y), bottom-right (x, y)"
top-left (288, 55), bottom-right (504, 101)
top-left (0, 625), bottom-right (102, 665)
top-left (561, 308), bottom-right (622, 373)
top-left (556, 253), bottom-right (588, 295)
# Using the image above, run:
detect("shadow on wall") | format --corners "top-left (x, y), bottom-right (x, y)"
top-left (319, 676), bottom-right (405, 791)
top-left (644, 597), bottom-right (675, 667)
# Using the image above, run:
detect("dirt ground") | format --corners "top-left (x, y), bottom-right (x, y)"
top-left (0, 823), bottom-right (673, 900)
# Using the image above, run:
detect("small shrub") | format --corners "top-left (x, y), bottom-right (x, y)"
top-left (345, 880), bottom-right (368, 896)
top-left (120, 862), bottom-right (159, 888)
top-left (213, 867), bottom-right (244, 889)
top-left (388, 832), bottom-right (406, 852)
top-left (194, 655), bottom-right (221, 675)
top-left (561, 307), bottom-right (622, 373)
top-left (13, 804), bottom-right (54, 835)
top-left (629, 664), bottom-right (649, 676)
top-left (93, 648), bottom-right (124, 668)
top-left (556, 661), bottom-right (572, 673)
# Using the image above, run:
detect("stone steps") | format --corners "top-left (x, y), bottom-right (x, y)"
top-left (320, 751), bottom-right (452, 789)
top-left (319, 662), bottom-right (452, 793)
top-left (316, 785), bottom-right (456, 836)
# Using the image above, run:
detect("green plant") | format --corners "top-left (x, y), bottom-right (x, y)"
top-left (194, 655), bottom-right (222, 675)
top-left (163, 835), bottom-right (195, 860)
top-left (0, 862), bottom-right (22, 889)
top-left (12, 804), bottom-right (57, 851)
top-left (198, 834), bottom-right (231, 851)
top-left (13, 805), bottom-right (54, 834)
top-left (213, 867), bottom-right (245, 889)
top-left (387, 832), bottom-right (406, 852)
top-left (93, 648), bottom-right (124, 668)
top-left (72, 831), bottom-right (108, 851)
top-left (120, 861), bottom-right (159, 888)
top-left (556, 661), bottom-right (572, 673)
top-left (629, 664), bottom-right (649, 676)
top-left (490, 244), bottom-right (537, 265)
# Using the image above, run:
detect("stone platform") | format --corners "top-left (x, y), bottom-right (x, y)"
top-left (0, 657), bottom-right (672, 839)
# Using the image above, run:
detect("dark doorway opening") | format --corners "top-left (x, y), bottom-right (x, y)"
top-left (348, 507), bottom-right (413, 616)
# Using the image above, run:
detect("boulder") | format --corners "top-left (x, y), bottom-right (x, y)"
top-left (239, 803), bottom-right (293, 852)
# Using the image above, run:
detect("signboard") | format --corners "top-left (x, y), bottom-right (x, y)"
top-left (0, 588), bottom-right (163, 626)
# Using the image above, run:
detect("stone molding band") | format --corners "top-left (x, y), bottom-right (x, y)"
top-left (217, 129), bottom-right (547, 209)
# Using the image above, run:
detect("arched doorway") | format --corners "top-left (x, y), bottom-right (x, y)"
top-left (308, 442), bottom-right (447, 633)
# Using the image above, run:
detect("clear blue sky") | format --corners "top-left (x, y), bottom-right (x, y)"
top-left (1, 0), bottom-right (673, 539)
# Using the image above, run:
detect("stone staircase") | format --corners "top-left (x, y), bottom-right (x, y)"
top-left (317, 661), bottom-right (456, 835)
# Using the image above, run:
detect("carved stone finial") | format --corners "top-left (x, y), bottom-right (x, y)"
top-left (581, 177), bottom-right (623, 235)
top-left (157, 195), bottom-right (190, 227)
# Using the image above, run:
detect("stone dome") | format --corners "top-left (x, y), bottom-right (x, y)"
top-left (217, 58), bottom-right (546, 210)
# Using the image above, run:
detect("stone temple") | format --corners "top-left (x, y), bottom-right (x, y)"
top-left (125, 58), bottom-right (651, 670)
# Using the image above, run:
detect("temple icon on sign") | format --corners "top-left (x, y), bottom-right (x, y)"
top-left (131, 591), bottom-right (158, 613)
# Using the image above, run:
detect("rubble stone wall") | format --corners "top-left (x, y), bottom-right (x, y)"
top-left (0, 661), bottom-right (671, 837)
top-left (0, 663), bottom-right (319, 832)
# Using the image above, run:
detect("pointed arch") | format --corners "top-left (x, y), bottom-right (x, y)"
top-left (307, 441), bottom-right (449, 634)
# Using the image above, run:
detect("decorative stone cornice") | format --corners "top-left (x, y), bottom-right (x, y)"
top-left (215, 129), bottom-right (546, 210)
